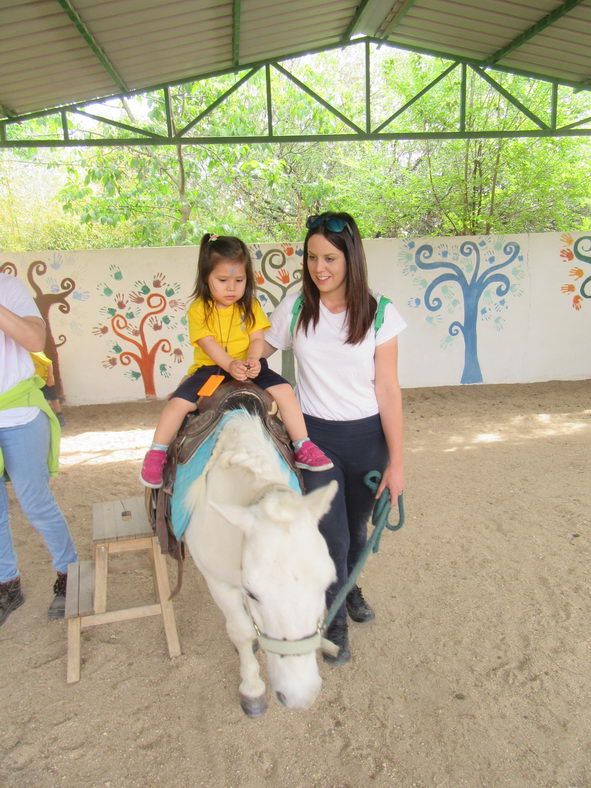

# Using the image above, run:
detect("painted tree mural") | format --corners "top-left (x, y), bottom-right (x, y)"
top-left (559, 233), bottom-right (591, 311)
top-left (93, 268), bottom-right (186, 397)
top-left (401, 238), bottom-right (524, 384)
top-left (251, 243), bottom-right (304, 383)
top-left (0, 258), bottom-right (81, 398)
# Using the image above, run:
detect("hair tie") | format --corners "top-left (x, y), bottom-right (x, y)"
top-left (208, 233), bottom-right (219, 242)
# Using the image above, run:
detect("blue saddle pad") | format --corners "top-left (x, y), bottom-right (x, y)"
top-left (170, 410), bottom-right (300, 540)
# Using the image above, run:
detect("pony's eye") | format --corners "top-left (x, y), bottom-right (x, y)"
top-left (245, 589), bottom-right (258, 602)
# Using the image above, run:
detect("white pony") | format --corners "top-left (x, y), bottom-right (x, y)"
top-left (183, 410), bottom-right (337, 716)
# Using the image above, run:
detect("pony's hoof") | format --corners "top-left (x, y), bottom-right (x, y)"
top-left (240, 693), bottom-right (267, 717)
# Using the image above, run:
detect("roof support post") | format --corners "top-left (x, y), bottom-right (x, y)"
top-left (551, 83), bottom-right (558, 129)
top-left (164, 87), bottom-right (173, 138)
top-left (459, 63), bottom-right (467, 133)
top-left (265, 64), bottom-right (273, 137)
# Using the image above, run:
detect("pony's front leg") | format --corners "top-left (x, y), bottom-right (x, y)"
top-left (205, 576), bottom-right (267, 717)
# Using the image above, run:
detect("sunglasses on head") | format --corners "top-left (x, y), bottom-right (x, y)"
top-left (306, 213), bottom-right (352, 235)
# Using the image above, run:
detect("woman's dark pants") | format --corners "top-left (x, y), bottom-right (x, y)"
top-left (301, 414), bottom-right (388, 625)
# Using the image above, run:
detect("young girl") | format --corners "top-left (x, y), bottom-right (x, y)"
top-left (140, 233), bottom-right (333, 488)
top-left (264, 212), bottom-right (407, 665)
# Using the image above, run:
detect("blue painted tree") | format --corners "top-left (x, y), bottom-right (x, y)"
top-left (412, 239), bottom-right (522, 384)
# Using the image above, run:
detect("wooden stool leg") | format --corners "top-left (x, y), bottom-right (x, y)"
top-left (151, 537), bottom-right (181, 658)
top-left (67, 617), bottom-right (81, 684)
top-left (94, 543), bottom-right (108, 613)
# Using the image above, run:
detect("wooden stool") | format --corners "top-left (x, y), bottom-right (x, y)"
top-left (65, 497), bottom-right (181, 684)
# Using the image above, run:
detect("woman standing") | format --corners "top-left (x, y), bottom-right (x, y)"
top-left (264, 212), bottom-right (406, 664)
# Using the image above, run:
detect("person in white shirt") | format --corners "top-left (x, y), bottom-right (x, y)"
top-left (264, 212), bottom-right (406, 664)
top-left (0, 274), bottom-right (77, 627)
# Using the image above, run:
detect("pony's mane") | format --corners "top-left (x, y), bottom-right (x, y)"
top-left (215, 411), bottom-right (287, 483)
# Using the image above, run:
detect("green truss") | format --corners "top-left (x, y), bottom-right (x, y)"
top-left (1, 37), bottom-right (590, 149)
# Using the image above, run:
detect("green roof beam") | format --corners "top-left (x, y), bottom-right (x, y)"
top-left (56, 0), bottom-right (129, 93)
top-left (342, 0), bottom-right (371, 41)
top-left (0, 103), bottom-right (16, 119)
top-left (373, 61), bottom-right (459, 133)
top-left (486, 0), bottom-right (587, 65)
top-left (175, 67), bottom-right (261, 137)
top-left (380, 0), bottom-right (419, 38)
top-left (3, 127), bottom-right (591, 150)
top-left (272, 62), bottom-right (365, 134)
top-left (471, 65), bottom-right (549, 129)
top-left (69, 108), bottom-right (164, 139)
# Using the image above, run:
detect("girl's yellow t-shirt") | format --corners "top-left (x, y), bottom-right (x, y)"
top-left (186, 297), bottom-right (270, 375)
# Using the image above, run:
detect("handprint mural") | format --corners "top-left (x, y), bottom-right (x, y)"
top-left (93, 268), bottom-right (186, 397)
top-left (559, 234), bottom-right (590, 311)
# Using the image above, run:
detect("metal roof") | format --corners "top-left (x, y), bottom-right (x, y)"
top-left (1, 0), bottom-right (590, 122)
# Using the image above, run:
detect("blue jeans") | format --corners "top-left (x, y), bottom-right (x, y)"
top-left (0, 411), bottom-right (77, 583)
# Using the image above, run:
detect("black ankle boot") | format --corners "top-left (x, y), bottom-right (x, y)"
top-left (346, 585), bottom-right (375, 623)
top-left (48, 572), bottom-right (68, 620)
top-left (0, 577), bottom-right (24, 626)
top-left (323, 619), bottom-right (351, 665)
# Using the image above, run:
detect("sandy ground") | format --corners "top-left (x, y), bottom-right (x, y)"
top-left (1, 380), bottom-right (589, 788)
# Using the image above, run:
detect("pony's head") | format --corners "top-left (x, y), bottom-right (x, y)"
top-left (210, 480), bottom-right (337, 710)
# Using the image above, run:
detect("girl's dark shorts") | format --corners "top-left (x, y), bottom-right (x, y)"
top-left (173, 359), bottom-right (287, 404)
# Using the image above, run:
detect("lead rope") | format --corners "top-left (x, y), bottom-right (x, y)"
top-left (322, 471), bottom-right (405, 632)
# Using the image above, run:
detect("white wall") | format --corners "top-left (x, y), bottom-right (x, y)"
top-left (2, 231), bottom-right (589, 405)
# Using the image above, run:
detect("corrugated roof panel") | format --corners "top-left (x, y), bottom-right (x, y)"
top-left (1, 0), bottom-right (590, 120)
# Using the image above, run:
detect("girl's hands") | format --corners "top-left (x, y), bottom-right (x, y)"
top-left (228, 359), bottom-right (249, 381)
top-left (245, 357), bottom-right (261, 378)
top-left (376, 463), bottom-right (405, 500)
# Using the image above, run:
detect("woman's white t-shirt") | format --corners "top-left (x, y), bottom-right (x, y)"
top-left (0, 273), bottom-right (42, 428)
top-left (266, 291), bottom-right (407, 421)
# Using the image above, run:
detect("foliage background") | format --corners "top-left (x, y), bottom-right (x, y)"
top-left (1, 47), bottom-right (590, 251)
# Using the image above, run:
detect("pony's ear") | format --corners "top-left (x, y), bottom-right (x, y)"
top-left (304, 480), bottom-right (338, 522)
top-left (208, 501), bottom-right (255, 534)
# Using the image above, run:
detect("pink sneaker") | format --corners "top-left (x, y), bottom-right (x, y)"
top-left (140, 449), bottom-right (167, 488)
top-left (294, 441), bottom-right (334, 472)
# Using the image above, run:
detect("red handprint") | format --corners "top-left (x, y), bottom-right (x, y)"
top-left (169, 298), bottom-right (184, 311)
top-left (115, 293), bottom-right (127, 309)
top-left (92, 324), bottom-right (109, 336)
top-left (102, 357), bottom-right (118, 368)
top-left (152, 272), bottom-right (167, 288)
top-left (277, 268), bottom-right (290, 284)
top-left (170, 348), bottom-right (184, 364)
top-left (572, 295), bottom-right (582, 310)
top-left (149, 316), bottom-right (163, 331)
top-left (255, 271), bottom-right (264, 285)
top-left (560, 248), bottom-right (574, 261)
top-left (129, 291), bottom-right (145, 304)
top-left (561, 284), bottom-right (575, 293)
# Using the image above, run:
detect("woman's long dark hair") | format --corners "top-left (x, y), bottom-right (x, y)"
top-left (299, 212), bottom-right (376, 344)
top-left (190, 233), bottom-right (256, 329)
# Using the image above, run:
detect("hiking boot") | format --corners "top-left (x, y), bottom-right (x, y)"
top-left (0, 577), bottom-right (24, 627)
top-left (140, 448), bottom-right (167, 488)
top-left (346, 585), bottom-right (375, 623)
top-left (294, 441), bottom-right (334, 472)
top-left (322, 619), bottom-right (351, 666)
top-left (48, 572), bottom-right (67, 620)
